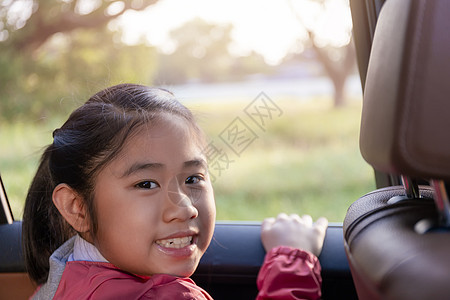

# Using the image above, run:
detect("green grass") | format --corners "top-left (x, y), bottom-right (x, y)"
top-left (192, 97), bottom-right (374, 221)
top-left (0, 97), bottom-right (374, 222)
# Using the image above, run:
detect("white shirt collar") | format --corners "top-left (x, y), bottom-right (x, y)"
top-left (68, 234), bottom-right (109, 263)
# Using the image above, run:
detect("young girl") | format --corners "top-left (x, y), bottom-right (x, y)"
top-left (22, 84), bottom-right (328, 299)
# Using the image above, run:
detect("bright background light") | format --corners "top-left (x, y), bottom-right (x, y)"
top-left (117, 0), bottom-right (352, 65)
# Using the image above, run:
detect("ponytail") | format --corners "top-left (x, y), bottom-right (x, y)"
top-left (22, 145), bottom-right (75, 285)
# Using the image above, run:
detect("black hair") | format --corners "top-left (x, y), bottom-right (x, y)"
top-left (22, 84), bottom-right (205, 285)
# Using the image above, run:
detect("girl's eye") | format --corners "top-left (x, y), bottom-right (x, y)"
top-left (185, 175), bottom-right (204, 185)
top-left (135, 181), bottom-right (159, 189)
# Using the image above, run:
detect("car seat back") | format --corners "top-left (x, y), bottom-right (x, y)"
top-left (344, 0), bottom-right (450, 298)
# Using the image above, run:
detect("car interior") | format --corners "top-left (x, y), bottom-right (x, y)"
top-left (344, 0), bottom-right (450, 299)
top-left (1, 0), bottom-right (449, 299)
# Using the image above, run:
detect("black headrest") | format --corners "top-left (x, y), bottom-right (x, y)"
top-left (360, 0), bottom-right (450, 181)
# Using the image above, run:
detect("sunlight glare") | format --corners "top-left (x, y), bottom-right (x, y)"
top-left (118, 0), bottom-right (352, 65)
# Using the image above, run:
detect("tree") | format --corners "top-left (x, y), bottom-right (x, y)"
top-left (1, 0), bottom-right (158, 54)
top-left (154, 18), bottom-right (271, 85)
top-left (0, 0), bottom-right (159, 120)
top-left (155, 18), bottom-right (234, 84)
top-left (288, 0), bottom-right (356, 107)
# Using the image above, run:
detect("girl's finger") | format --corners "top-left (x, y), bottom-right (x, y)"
top-left (290, 214), bottom-right (302, 223)
top-left (276, 213), bottom-right (289, 221)
top-left (302, 215), bottom-right (313, 226)
top-left (261, 217), bottom-right (275, 231)
top-left (314, 217), bottom-right (329, 232)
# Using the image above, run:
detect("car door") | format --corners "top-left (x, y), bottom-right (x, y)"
top-left (0, 175), bottom-right (36, 299)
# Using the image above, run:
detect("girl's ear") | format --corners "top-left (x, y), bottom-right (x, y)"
top-left (52, 183), bottom-right (90, 233)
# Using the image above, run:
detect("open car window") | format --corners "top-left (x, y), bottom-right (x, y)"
top-left (1, 0), bottom-right (372, 223)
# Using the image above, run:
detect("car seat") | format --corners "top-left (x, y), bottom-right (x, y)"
top-left (343, 0), bottom-right (450, 299)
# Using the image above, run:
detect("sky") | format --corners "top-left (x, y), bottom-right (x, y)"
top-left (116, 0), bottom-right (352, 65)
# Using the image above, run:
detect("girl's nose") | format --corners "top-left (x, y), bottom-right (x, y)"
top-left (162, 183), bottom-right (199, 222)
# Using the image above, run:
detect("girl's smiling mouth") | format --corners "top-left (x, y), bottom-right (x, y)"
top-left (155, 236), bottom-right (193, 249)
top-left (154, 231), bottom-right (199, 258)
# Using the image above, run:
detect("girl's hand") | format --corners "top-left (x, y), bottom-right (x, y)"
top-left (261, 213), bottom-right (328, 257)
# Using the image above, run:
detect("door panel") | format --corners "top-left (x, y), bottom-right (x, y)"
top-left (0, 221), bottom-right (356, 299)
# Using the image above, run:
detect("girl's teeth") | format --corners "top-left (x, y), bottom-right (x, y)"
top-left (156, 236), bottom-right (193, 248)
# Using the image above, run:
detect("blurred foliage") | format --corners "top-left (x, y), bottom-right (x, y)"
top-left (0, 0), bottom-right (356, 120)
top-left (154, 18), bottom-right (271, 84)
top-left (288, 0), bottom-right (355, 107)
top-left (0, 2), bottom-right (272, 121)
top-left (0, 0), bottom-right (161, 121)
top-left (0, 27), bottom-right (158, 121)
top-left (157, 18), bottom-right (234, 83)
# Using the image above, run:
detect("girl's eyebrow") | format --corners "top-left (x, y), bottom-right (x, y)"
top-left (121, 158), bottom-right (207, 178)
top-left (183, 158), bottom-right (208, 169)
top-left (121, 162), bottom-right (164, 178)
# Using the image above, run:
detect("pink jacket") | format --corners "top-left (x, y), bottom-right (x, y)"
top-left (53, 261), bottom-right (213, 300)
top-left (257, 246), bottom-right (322, 299)
top-left (35, 241), bottom-right (322, 299)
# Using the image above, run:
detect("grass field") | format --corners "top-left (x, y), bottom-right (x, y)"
top-left (0, 96), bottom-right (374, 222)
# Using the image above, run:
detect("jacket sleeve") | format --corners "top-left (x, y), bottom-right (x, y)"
top-left (256, 246), bottom-right (322, 300)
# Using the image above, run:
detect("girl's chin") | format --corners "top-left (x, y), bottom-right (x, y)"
top-left (147, 258), bottom-right (201, 278)
top-left (167, 262), bottom-right (200, 278)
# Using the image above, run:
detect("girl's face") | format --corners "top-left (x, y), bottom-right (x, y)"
top-left (91, 115), bottom-right (216, 277)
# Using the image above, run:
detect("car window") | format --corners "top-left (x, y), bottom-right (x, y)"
top-left (0, 0), bottom-right (373, 222)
